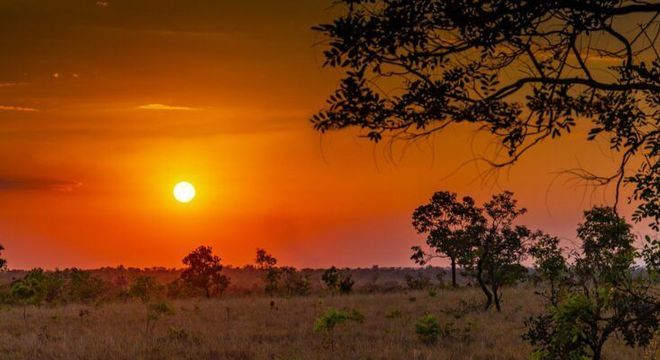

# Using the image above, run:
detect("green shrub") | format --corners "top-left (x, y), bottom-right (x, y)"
top-left (415, 314), bottom-right (441, 345)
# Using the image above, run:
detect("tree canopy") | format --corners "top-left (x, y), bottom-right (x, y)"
top-left (181, 246), bottom-right (230, 298)
top-left (313, 0), bottom-right (660, 228)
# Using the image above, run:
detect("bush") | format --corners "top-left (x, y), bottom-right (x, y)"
top-left (415, 314), bottom-right (441, 345)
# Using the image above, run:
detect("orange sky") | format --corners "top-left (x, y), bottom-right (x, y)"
top-left (0, 0), bottom-right (652, 269)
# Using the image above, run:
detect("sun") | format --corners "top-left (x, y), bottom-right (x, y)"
top-left (173, 181), bottom-right (196, 203)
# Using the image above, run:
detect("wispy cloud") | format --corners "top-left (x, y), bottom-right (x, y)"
top-left (0, 105), bottom-right (38, 112)
top-left (137, 103), bottom-right (201, 111)
top-left (0, 178), bottom-right (81, 192)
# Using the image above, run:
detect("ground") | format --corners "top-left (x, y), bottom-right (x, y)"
top-left (0, 288), bottom-right (654, 360)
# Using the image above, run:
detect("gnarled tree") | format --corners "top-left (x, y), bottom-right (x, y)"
top-left (313, 0), bottom-right (660, 229)
top-left (181, 246), bottom-right (230, 298)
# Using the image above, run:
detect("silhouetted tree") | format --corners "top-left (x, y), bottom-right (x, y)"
top-left (411, 191), bottom-right (481, 287)
top-left (279, 266), bottom-right (312, 297)
top-left (461, 192), bottom-right (531, 311)
top-left (322, 266), bottom-right (355, 294)
top-left (255, 248), bottom-right (280, 295)
top-left (525, 207), bottom-right (659, 360)
top-left (0, 244), bottom-right (6, 271)
top-left (338, 274), bottom-right (355, 295)
top-left (313, 0), bottom-right (660, 229)
top-left (181, 246), bottom-right (230, 298)
top-left (529, 232), bottom-right (569, 306)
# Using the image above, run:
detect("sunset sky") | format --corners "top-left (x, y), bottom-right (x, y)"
top-left (0, 0), bottom-right (650, 269)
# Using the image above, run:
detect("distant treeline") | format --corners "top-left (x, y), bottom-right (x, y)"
top-left (0, 264), bottom-right (462, 303)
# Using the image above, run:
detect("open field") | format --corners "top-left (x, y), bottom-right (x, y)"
top-left (0, 288), bottom-right (653, 360)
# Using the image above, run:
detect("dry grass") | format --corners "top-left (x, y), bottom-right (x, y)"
top-left (0, 287), bottom-right (651, 360)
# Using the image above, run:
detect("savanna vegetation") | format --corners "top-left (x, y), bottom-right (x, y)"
top-left (1, 1), bottom-right (659, 359)
top-left (0, 195), bottom-right (658, 359)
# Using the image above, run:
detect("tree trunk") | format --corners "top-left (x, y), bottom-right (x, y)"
top-left (492, 285), bottom-right (501, 312)
top-left (450, 257), bottom-right (457, 288)
top-left (205, 287), bottom-right (211, 299)
top-left (476, 260), bottom-right (493, 310)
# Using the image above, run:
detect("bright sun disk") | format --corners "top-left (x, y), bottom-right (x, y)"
top-left (173, 181), bottom-right (196, 203)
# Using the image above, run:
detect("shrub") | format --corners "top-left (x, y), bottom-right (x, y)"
top-left (314, 308), bottom-right (364, 351)
top-left (415, 314), bottom-right (441, 345)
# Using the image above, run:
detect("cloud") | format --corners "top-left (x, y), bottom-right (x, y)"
top-left (136, 103), bottom-right (201, 111)
top-left (0, 178), bottom-right (82, 192)
top-left (0, 105), bottom-right (38, 112)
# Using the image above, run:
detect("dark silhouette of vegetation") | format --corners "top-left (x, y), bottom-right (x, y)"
top-left (256, 248), bottom-right (280, 295)
top-left (0, 244), bottom-right (6, 271)
top-left (413, 191), bottom-right (531, 311)
top-left (525, 207), bottom-right (659, 360)
top-left (313, 0), bottom-right (660, 229)
top-left (255, 249), bottom-right (312, 296)
top-left (411, 191), bottom-right (481, 288)
top-left (322, 266), bottom-right (355, 294)
top-left (181, 246), bottom-right (229, 298)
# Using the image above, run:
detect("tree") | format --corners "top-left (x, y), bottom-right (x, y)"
top-left (525, 207), bottom-right (659, 360)
top-left (411, 190), bottom-right (530, 310)
top-left (322, 266), bottom-right (355, 294)
top-left (279, 266), bottom-right (312, 297)
top-left (461, 192), bottom-right (531, 312)
top-left (529, 232), bottom-right (569, 306)
top-left (256, 248), bottom-right (280, 295)
top-left (313, 0), bottom-right (660, 229)
top-left (411, 191), bottom-right (480, 287)
top-left (0, 244), bottom-right (6, 271)
top-left (181, 246), bottom-right (230, 298)
top-left (11, 269), bottom-right (48, 319)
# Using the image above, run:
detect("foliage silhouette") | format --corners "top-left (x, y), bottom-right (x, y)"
top-left (411, 191), bottom-right (481, 287)
top-left (413, 190), bottom-right (531, 311)
top-left (181, 246), bottom-right (230, 298)
top-left (322, 266), bottom-right (355, 294)
top-left (313, 0), bottom-right (660, 229)
top-left (525, 207), bottom-right (659, 360)
top-left (255, 249), bottom-right (312, 296)
top-left (256, 248), bottom-right (281, 295)
top-left (0, 244), bottom-right (6, 271)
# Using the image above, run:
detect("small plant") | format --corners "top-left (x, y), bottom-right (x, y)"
top-left (415, 314), bottom-right (441, 345)
top-left (314, 308), bottom-right (364, 351)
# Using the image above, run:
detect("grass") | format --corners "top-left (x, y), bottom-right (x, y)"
top-left (0, 287), bottom-right (652, 360)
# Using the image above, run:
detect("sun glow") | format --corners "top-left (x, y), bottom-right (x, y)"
top-left (173, 181), bottom-right (196, 203)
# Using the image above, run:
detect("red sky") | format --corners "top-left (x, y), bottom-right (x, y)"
top-left (0, 0), bottom-right (653, 269)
